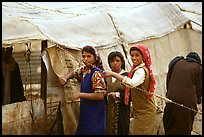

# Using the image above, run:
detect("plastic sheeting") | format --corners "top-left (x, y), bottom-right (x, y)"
top-left (2, 2), bottom-right (202, 135)
top-left (2, 2), bottom-right (201, 48)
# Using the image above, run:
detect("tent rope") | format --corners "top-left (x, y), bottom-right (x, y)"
top-left (56, 45), bottom-right (202, 115)
top-left (24, 43), bottom-right (37, 134)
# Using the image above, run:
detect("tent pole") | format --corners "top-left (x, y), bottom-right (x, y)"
top-left (41, 40), bottom-right (47, 118)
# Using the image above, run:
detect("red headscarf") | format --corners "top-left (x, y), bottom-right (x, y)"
top-left (124, 44), bottom-right (156, 105)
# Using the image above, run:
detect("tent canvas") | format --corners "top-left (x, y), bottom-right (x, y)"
top-left (2, 2), bottom-right (202, 135)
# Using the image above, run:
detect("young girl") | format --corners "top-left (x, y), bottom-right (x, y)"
top-left (105, 44), bottom-right (157, 135)
top-left (106, 51), bottom-right (130, 135)
top-left (59, 45), bottom-right (107, 135)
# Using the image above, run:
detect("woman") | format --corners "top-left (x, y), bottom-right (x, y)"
top-left (105, 44), bottom-right (157, 135)
top-left (106, 51), bottom-right (130, 135)
top-left (59, 45), bottom-right (107, 135)
top-left (2, 46), bottom-right (26, 105)
top-left (163, 52), bottom-right (202, 135)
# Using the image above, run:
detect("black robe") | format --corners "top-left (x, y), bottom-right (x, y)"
top-left (2, 60), bottom-right (26, 105)
top-left (163, 58), bottom-right (202, 135)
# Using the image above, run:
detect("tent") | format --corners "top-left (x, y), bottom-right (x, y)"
top-left (2, 2), bottom-right (202, 135)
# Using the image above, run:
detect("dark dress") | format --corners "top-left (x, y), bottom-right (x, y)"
top-left (163, 58), bottom-right (202, 135)
top-left (75, 67), bottom-right (106, 135)
top-left (106, 71), bottom-right (130, 135)
top-left (2, 59), bottom-right (26, 105)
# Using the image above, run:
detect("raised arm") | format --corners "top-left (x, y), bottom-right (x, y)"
top-left (105, 68), bottom-right (145, 88)
top-left (58, 70), bottom-right (75, 86)
top-left (105, 70), bottom-right (124, 81)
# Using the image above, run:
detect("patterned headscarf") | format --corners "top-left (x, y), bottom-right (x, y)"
top-left (124, 44), bottom-right (156, 105)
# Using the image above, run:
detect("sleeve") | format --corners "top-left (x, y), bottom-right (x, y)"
top-left (115, 92), bottom-right (120, 103)
top-left (73, 67), bottom-right (83, 81)
top-left (122, 68), bottom-right (145, 88)
top-left (196, 66), bottom-right (202, 99)
top-left (116, 72), bottom-right (128, 103)
top-left (91, 71), bottom-right (107, 94)
top-left (108, 71), bottom-right (127, 103)
top-left (166, 56), bottom-right (184, 92)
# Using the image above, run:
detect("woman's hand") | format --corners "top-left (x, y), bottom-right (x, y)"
top-left (107, 92), bottom-right (116, 100)
top-left (105, 70), bottom-right (124, 82)
top-left (58, 76), bottom-right (67, 86)
top-left (72, 93), bottom-right (80, 101)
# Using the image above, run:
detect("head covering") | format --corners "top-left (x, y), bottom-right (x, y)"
top-left (2, 46), bottom-right (14, 63)
top-left (186, 51), bottom-right (201, 65)
top-left (124, 44), bottom-right (156, 105)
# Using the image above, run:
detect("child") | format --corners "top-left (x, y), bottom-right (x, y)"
top-left (105, 44), bottom-right (156, 135)
top-left (59, 45), bottom-right (107, 135)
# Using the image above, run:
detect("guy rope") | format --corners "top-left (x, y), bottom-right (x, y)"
top-left (56, 45), bottom-right (202, 115)
top-left (24, 43), bottom-right (36, 134)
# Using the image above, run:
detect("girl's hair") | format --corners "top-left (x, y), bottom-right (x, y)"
top-left (108, 51), bottom-right (125, 70)
top-left (130, 46), bottom-right (143, 56)
top-left (82, 45), bottom-right (104, 70)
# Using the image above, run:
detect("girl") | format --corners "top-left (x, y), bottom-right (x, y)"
top-left (106, 51), bottom-right (130, 135)
top-left (59, 45), bottom-right (107, 135)
top-left (105, 44), bottom-right (157, 135)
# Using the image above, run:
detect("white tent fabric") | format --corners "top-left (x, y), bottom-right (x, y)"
top-left (170, 2), bottom-right (202, 32)
top-left (110, 2), bottom-right (189, 44)
top-left (2, 2), bottom-right (200, 48)
top-left (28, 12), bottom-right (120, 49)
top-left (2, 15), bottom-right (47, 44)
top-left (2, 2), bottom-right (202, 135)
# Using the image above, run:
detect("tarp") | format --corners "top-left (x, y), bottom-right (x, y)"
top-left (2, 2), bottom-right (202, 135)
top-left (2, 2), bottom-right (201, 47)
top-left (171, 2), bottom-right (202, 32)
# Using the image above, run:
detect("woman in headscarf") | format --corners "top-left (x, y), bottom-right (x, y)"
top-left (163, 51), bottom-right (202, 135)
top-left (2, 46), bottom-right (26, 105)
top-left (59, 45), bottom-right (107, 135)
top-left (105, 44), bottom-right (157, 135)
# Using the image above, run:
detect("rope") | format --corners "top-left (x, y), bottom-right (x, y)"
top-left (24, 43), bottom-right (36, 134)
top-left (136, 87), bottom-right (202, 115)
top-left (56, 45), bottom-right (202, 115)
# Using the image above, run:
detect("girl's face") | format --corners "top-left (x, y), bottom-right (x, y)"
top-left (109, 56), bottom-right (122, 73)
top-left (82, 51), bottom-right (95, 67)
top-left (130, 50), bottom-right (144, 67)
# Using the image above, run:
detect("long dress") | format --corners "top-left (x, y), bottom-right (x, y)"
top-left (163, 59), bottom-right (202, 135)
top-left (130, 65), bottom-right (156, 135)
top-left (75, 67), bottom-right (106, 135)
top-left (2, 58), bottom-right (26, 105)
top-left (122, 62), bottom-right (156, 135)
top-left (106, 71), bottom-right (130, 135)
